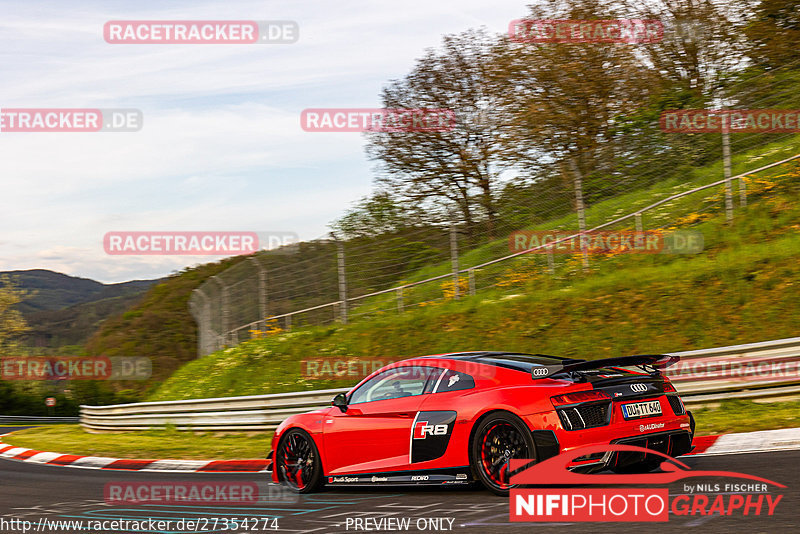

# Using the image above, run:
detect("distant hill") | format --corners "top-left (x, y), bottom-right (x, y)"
top-left (2, 269), bottom-right (157, 314)
top-left (22, 293), bottom-right (150, 348)
top-left (85, 257), bottom-right (249, 392)
top-left (1, 269), bottom-right (161, 350)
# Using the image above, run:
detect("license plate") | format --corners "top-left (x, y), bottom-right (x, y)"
top-left (622, 400), bottom-right (662, 419)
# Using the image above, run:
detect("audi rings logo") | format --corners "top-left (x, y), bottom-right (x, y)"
top-left (630, 383), bottom-right (648, 393)
top-left (532, 368), bottom-right (549, 377)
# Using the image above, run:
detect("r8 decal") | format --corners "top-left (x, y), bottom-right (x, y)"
top-left (411, 410), bottom-right (456, 463)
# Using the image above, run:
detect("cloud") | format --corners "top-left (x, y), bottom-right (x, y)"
top-left (0, 0), bottom-right (527, 282)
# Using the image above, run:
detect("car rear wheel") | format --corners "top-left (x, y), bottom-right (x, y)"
top-left (276, 428), bottom-right (323, 493)
top-left (470, 412), bottom-right (536, 496)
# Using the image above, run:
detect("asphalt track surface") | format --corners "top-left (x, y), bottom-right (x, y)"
top-left (0, 433), bottom-right (797, 534)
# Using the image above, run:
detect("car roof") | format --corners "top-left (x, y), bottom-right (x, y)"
top-left (418, 351), bottom-right (577, 373)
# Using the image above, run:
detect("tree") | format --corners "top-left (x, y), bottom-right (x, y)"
top-left (366, 28), bottom-right (508, 242)
top-left (0, 275), bottom-right (30, 352)
top-left (623, 0), bottom-right (747, 99)
top-left (743, 0), bottom-right (800, 71)
top-left (732, 0), bottom-right (800, 112)
top-left (330, 192), bottom-right (416, 240)
top-left (330, 192), bottom-right (448, 295)
top-left (493, 0), bottom-right (661, 204)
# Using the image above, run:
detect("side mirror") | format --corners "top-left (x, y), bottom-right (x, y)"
top-left (332, 393), bottom-right (348, 413)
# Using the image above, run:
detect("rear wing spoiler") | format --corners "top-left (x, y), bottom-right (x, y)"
top-left (530, 354), bottom-right (680, 380)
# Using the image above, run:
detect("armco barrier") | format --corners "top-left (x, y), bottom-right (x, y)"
top-left (80, 337), bottom-right (800, 433)
top-left (80, 388), bottom-right (349, 432)
top-left (0, 416), bottom-right (80, 424)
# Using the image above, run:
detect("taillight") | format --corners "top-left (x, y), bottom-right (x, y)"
top-left (551, 390), bottom-right (611, 406)
top-left (663, 381), bottom-right (677, 393)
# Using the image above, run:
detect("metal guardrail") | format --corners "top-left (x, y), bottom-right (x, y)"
top-left (0, 416), bottom-right (80, 424)
top-left (80, 337), bottom-right (800, 433)
top-left (80, 388), bottom-right (349, 432)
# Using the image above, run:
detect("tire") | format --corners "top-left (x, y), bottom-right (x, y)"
top-left (275, 428), bottom-right (324, 493)
top-left (470, 412), bottom-right (536, 496)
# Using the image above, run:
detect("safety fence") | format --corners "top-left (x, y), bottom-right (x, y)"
top-left (80, 337), bottom-right (800, 433)
top-left (191, 151), bottom-right (800, 356)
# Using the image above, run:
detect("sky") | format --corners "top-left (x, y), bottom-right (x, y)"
top-left (0, 0), bottom-right (530, 283)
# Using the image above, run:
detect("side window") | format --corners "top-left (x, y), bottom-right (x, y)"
top-left (349, 367), bottom-right (435, 404)
top-left (433, 369), bottom-right (475, 393)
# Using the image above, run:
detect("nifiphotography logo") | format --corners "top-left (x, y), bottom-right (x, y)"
top-left (509, 444), bottom-right (785, 522)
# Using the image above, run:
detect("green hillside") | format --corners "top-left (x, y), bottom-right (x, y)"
top-left (346, 136), bottom-right (800, 316)
top-left (148, 159), bottom-right (800, 401)
top-left (23, 293), bottom-right (150, 349)
top-left (0, 269), bottom-right (161, 351)
top-left (84, 257), bottom-right (250, 393)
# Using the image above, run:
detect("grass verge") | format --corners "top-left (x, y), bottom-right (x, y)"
top-left (2, 425), bottom-right (272, 460)
top-left (691, 399), bottom-right (800, 436)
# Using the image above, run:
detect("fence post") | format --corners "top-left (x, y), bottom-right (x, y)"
top-left (285, 313), bottom-right (292, 331)
top-left (336, 239), bottom-right (348, 324)
top-left (211, 276), bottom-right (229, 347)
top-left (722, 114), bottom-right (734, 222)
top-left (468, 268), bottom-right (476, 296)
top-left (191, 288), bottom-right (208, 357)
top-left (569, 158), bottom-right (589, 271)
top-left (449, 223), bottom-right (460, 299)
top-left (546, 245), bottom-right (555, 275)
top-left (635, 212), bottom-right (643, 234)
top-left (250, 256), bottom-right (268, 326)
top-left (739, 171), bottom-right (747, 208)
top-left (396, 287), bottom-right (404, 313)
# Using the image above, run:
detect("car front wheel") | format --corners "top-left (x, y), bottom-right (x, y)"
top-left (275, 428), bottom-right (323, 493)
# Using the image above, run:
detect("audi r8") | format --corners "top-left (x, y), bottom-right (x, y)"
top-left (268, 352), bottom-right (694, 495)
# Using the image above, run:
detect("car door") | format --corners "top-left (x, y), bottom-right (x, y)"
top-left (412, 368), bottom-right (476, 466)
top-left (322, 366), bottom-right (437, 475)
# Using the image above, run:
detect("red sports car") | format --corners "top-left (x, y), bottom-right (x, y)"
top-left (268, 352), bottom-right (694, 495)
